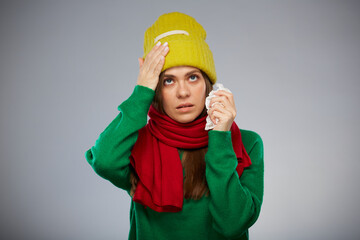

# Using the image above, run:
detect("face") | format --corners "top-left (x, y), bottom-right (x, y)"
top-left (161, 66), bottom-right (207, 123)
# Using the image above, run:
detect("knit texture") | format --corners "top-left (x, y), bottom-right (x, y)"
top-left (143, 12), bottom-right (217, 83)
top-left (130, 105), bottom-right (251, 212)
top-left (85, 85), bottom-right (264, 240)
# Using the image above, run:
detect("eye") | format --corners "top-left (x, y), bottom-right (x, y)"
top-left (164, 78), bottom-right (174, 85)
top-left (189, 74), bottom-right (199, 82)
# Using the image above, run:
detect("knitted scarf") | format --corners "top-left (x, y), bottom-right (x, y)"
top-left (129, 105), bottom-right (251, 212)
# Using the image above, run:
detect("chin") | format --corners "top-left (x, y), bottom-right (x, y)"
top-left (172, 114), bottom-right (198, 124)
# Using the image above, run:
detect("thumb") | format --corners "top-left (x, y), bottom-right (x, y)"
top-left (138, 57), bottom-right (144, 69)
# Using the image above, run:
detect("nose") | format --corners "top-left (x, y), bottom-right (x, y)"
top-left (176, 81), bottom-right (190, 98)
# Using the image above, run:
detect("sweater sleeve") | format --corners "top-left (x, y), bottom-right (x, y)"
top-left (85, 85), bottom-right (155, 194)
top-left (205, 129), bottom-right (264, 239)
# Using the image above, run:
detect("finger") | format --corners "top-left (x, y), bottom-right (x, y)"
top-left (144, 43), bottom-right (169, 73)
top-left (214, 90), bottom-right (232, 97)
top-left (207, 108), bottom-right (218, 124)
top-left (138, 57), bottom-right (144, 69)
top-left (209, 108), bottom-right (227, 125)
top-left (209, 103), bottom-right (232, 116)
top-left (214, 90), bottom-right (235, 105)
top-left (151, 42), bottom-right (169, 64)
top-left (153, 55), bottom-right (165, 76)
top-left (214, 91), bottom-right (235, 106)
top-left (208, 104), bottom-right (234, 122)
top-left (148, 45), bottom-right (169, 74)
top-left (209, 97), bottom-right (233, 112)
top-left (146, 42), bottom-right (168, 64)
top-left (209, 95), bottom-right (236, 115)
top-left (210, 101), bottom-right (224, 109)
top-left (146, 41), bottom-right (162, 59)
top-left (149, 45), bottom-right (168, 72)
top-left (142, 44), bottom-right (161, 70)
top-left (208, 105), bottom-right (224, 124)
top-left (211, 110), bottom-right (222, 123)
top-left (209, 96), bottom-right (229, 107)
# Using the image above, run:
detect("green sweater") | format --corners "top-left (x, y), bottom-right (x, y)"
top-left (85, 85), bottom-right (264, 240)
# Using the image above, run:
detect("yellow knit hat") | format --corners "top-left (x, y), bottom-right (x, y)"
top-left (143, 12), bottom-right (217, 84)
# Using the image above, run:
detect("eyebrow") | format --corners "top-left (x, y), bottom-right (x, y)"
top-left (163, 70), bottom-right (201, 78)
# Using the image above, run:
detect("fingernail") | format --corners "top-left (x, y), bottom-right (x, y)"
top-left (163, 46), bottom-right (169, 52)
top-left (156, 41), bottom-right (161, 46)
top-left (163, 42), bottom-right (168, 47)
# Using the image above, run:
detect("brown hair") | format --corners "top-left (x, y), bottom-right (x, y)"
top-left (129, 69), bottom-right (213, 200)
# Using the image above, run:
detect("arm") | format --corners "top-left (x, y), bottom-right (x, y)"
top-left (85, 85), bottom-right (154, 193)
top-left (85, 41), bottom-right (169, 194)
top-left (205, 129), bottom-right (264, 239)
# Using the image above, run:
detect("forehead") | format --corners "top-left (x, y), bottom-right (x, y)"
top-left (164, 66), bottom-right (201, 76)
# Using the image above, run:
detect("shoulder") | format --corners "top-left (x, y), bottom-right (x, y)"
top-left (239, 129), bottom-right (264, 158)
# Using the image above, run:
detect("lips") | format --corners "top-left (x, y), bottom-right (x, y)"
top-left (176, 103), bottom-right (194, 109)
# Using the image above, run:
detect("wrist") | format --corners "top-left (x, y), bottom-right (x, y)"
top-left (137, 83), bottom-right (156, 91)
top-left (213, 123), bottom-right (232, 132)
top-left (136, 78), bottom-right (158, 91)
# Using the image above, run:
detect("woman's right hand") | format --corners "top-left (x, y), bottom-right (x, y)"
top-left (136, 41), bottom-right (169, 90)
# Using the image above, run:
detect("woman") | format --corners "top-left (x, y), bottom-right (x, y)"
top-left (86, 12), bottom-right (264, 240)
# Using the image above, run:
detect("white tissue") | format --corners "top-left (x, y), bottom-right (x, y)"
top-left (205, 83), bottom-right (232, 130)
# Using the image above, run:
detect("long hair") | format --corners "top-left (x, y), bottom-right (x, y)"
top-left (130, 69), bottom-right (213, 200)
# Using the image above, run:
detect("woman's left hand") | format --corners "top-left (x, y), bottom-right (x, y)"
top-left (207, 90), bottom-right (237, 132)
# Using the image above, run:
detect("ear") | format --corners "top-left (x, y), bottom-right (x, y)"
top-left (138, 57), bottom-right (144, 69)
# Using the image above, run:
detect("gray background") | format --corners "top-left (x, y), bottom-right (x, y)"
top-left (1, 0), bottom-right (359, 239)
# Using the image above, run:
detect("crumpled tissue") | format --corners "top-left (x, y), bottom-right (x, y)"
top-left (205, 83), bottom-right (232, 130)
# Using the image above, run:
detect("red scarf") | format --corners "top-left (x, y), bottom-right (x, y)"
top-left (129, 105), bottom-right (251, 212)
